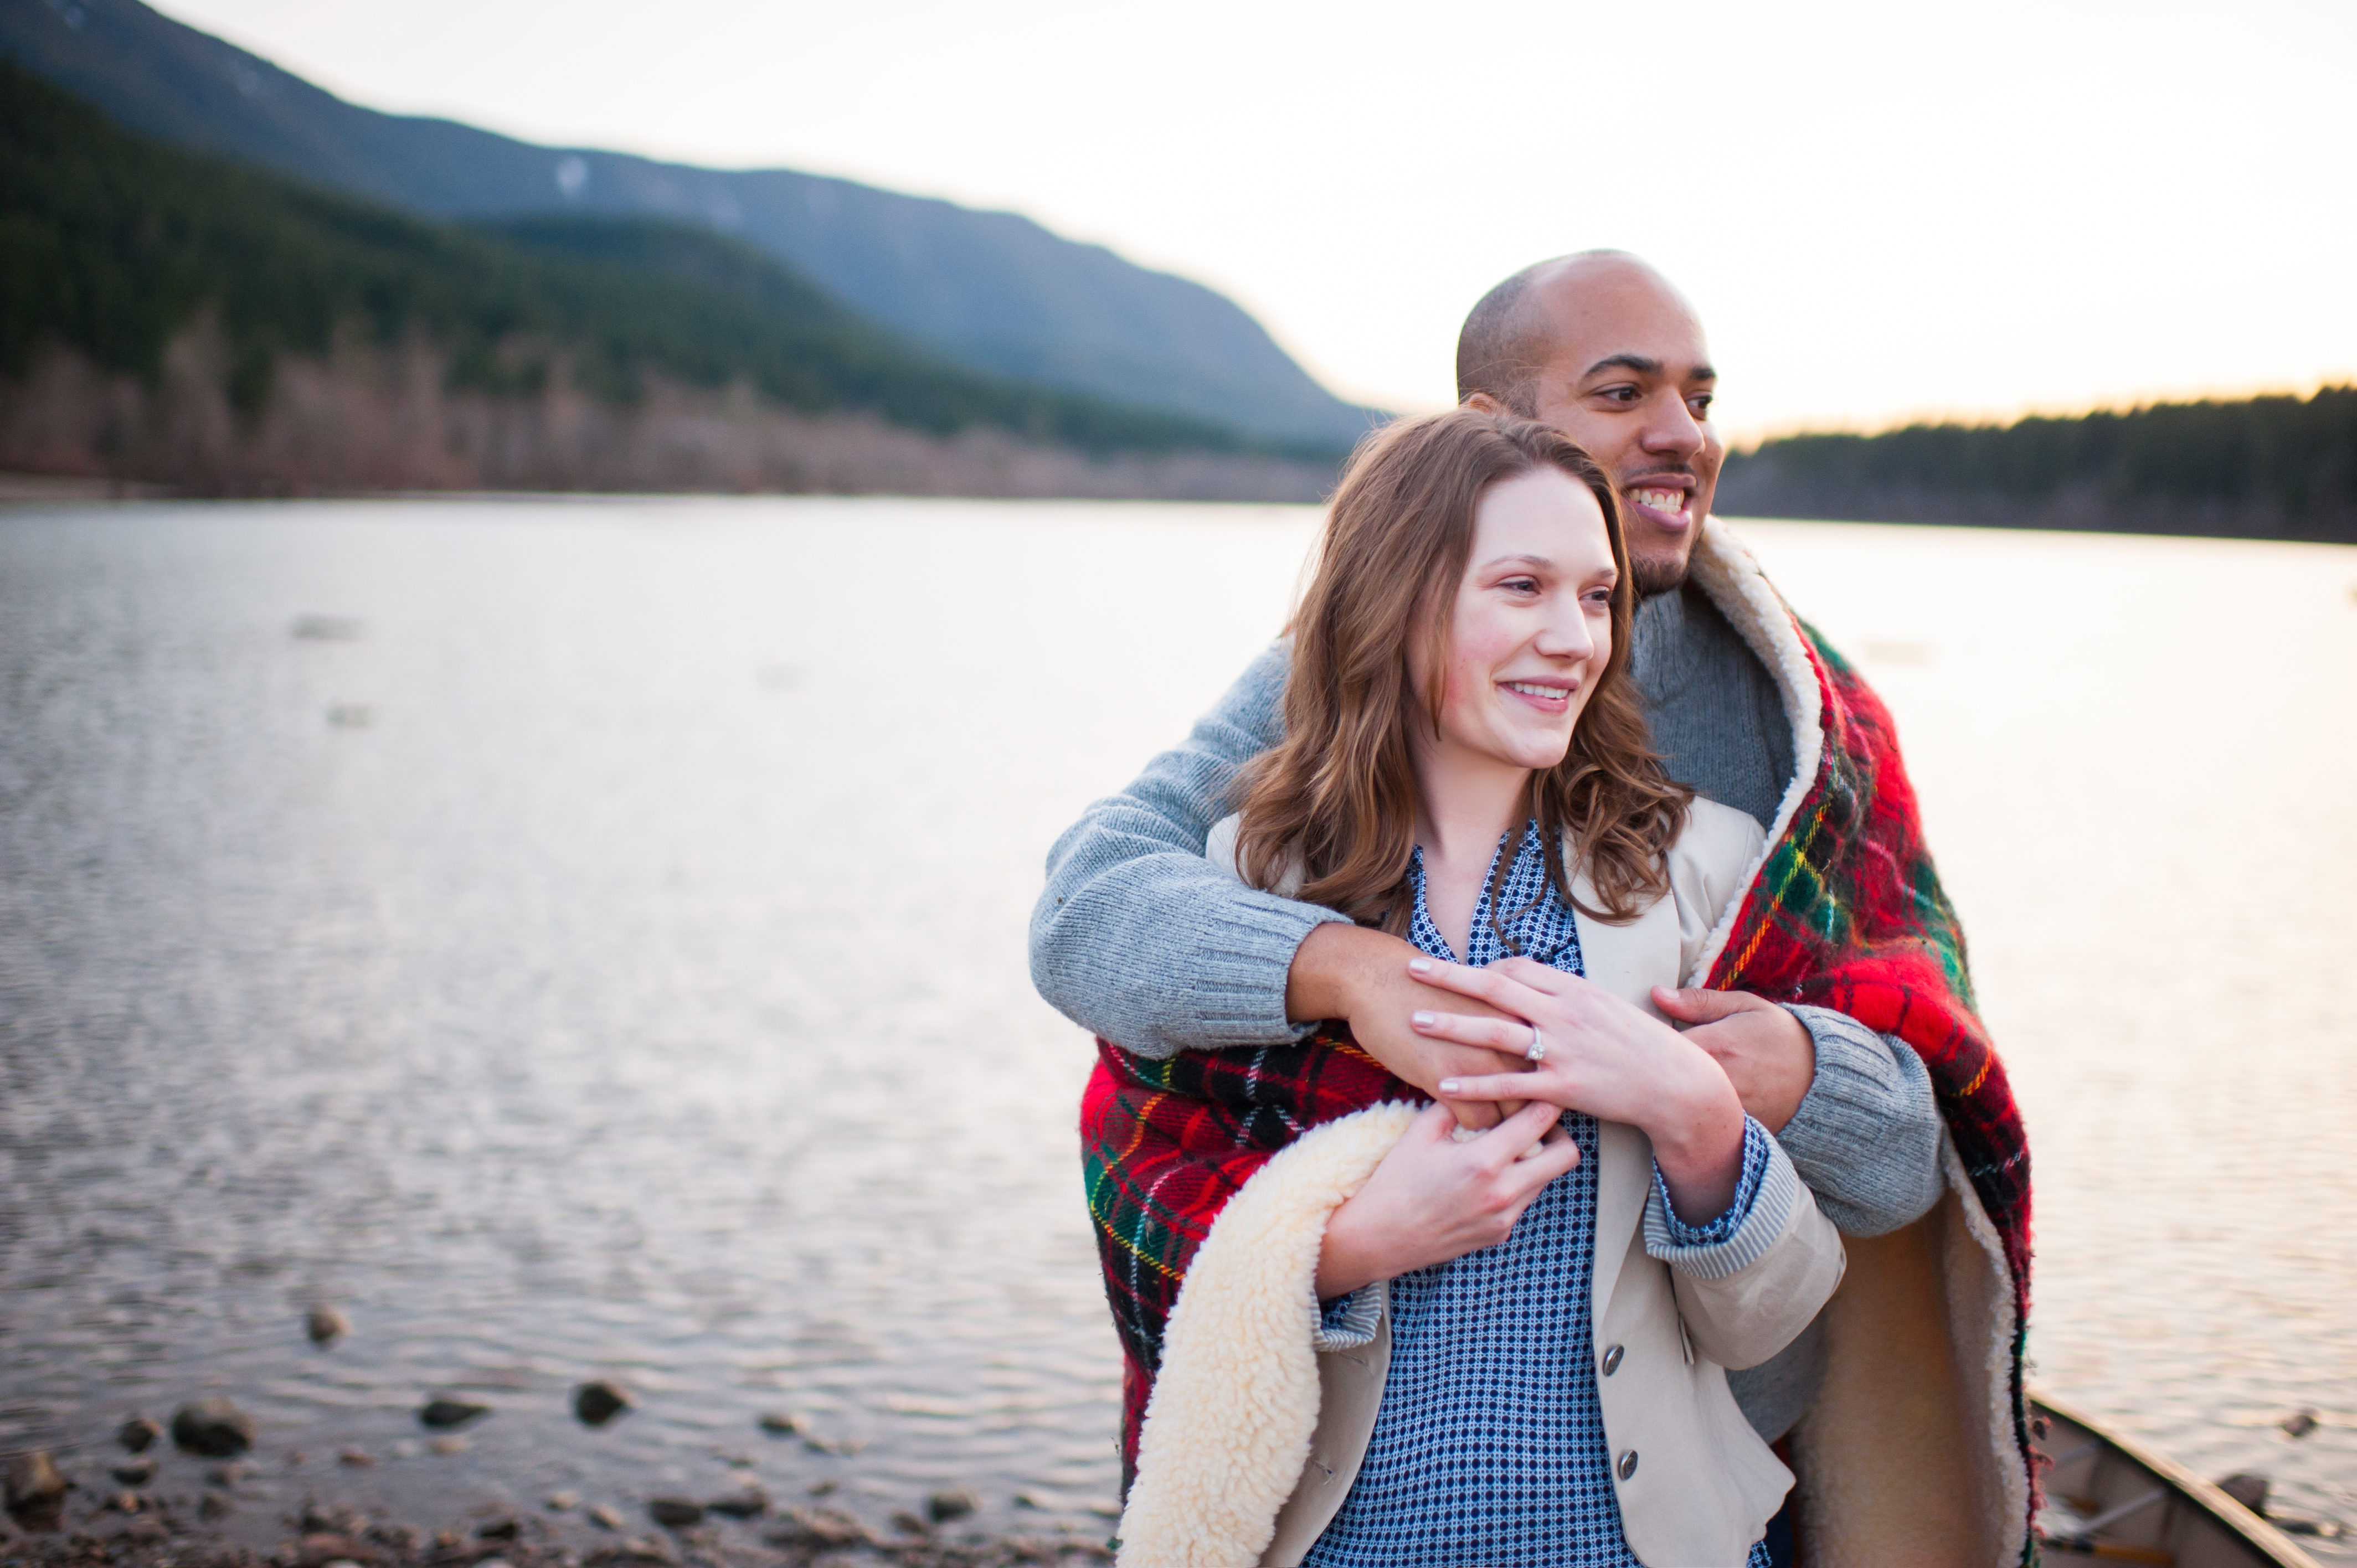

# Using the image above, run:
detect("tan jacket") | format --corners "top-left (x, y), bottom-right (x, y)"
top-left (1113, 798), bottom-right (1847, 1568)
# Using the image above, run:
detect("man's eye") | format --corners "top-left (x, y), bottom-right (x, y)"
top-left (1690, 395), bottom-right (1715, 416)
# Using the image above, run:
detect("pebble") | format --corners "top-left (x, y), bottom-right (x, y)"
top-left (476, 1517), bottom-right (521, 1540)
top-left (647, 1497), bottom-right (704, 1529)
top-left (544, 1492), bottom-right (580, 1512)
top-left (891, 1510), bottom-right (929, 1536)
top-left (928, 1487), bottom-right (981, 1524)
top-left (208, 1461), bottom-right (253, 1488)
top-left (111, 1457), bottom-right (157, 1487)
top-left (118, 1415), bottom-right (164, 1453)
top-left (337, 1448), bottom-right (375, 1467)
top-left (173, 1396), bottom-right (258, 1456)
top-left (418, 1397), bottom-right (491, 1429)
top-left (307, 1305), bottom-right (352, 1346)
top-left (4, 1451), bottom-right (68, 1523)
top-left (199, 1493), bottom-right (233, 1521)
top-left (588, 1505), bottom-right (625, 1532)
top-left (427, 1435), bottom-right (471, 1456)
top-left (107, 1491), bottom-right (144, 1514)
top-left (2282, 1407), bottom-right (2320, 1439)
top-left (291, 1533), bottom-right (377, 1568)
top-left (573, 1380), bottom-right (635, 1427)
top-left (755, 1411), bottom-right (809, 1437)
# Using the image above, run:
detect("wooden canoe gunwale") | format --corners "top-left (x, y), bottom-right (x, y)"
top-left (2030, 1387), bottom-right (2325, 1568)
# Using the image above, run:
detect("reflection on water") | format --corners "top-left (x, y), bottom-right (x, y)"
top-left (0, 500), bottom-right (2350, 1551)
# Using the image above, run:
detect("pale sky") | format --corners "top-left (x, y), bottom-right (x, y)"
top-left (153, 0), bottom-right (2357, 441)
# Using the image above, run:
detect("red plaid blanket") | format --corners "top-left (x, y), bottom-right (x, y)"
top-left (1079, 611), bottom-right (2033, 1525)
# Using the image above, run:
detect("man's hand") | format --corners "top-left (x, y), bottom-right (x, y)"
top-left (1288, 924), bottom-right (1527, 1129)
top-left (1653, 986), bottom-right (1815, 1133)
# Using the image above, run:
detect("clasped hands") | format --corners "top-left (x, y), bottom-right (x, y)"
top-left (1299, 926), bottom-right (1817, 1299)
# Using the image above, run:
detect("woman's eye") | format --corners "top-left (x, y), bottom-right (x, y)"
top-left (1499, 576), bottom-right (1540, 595)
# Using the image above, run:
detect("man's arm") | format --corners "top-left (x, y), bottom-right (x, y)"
top-left (1776, 1005), bottom-right (1947, 1235)
top-left (1031, 642), bottom-right (1337, 1056)
top-left (1031, 643), bottom-right (1525, 1112)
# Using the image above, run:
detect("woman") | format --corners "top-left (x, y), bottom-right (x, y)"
top-left (1082, 409), bottom-right (1844, 1568)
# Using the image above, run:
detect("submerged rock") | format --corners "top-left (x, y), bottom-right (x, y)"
top-left (927, 1487), bottom-right (980, 1524)
top-left (646, 1497), bottom-right (703, 1529)
top-left (110, 1458), bottom-right (156, 1487)
top-left (307, 1306), bottom-right (351, 1346)
top-left (573, 1380), bottom-right (635, 1427)
top-left (755, 1411), bottom-right (808, 1437)
top-left (704, 1487), bottom-right (768, 1519)
top-left (2282, 1408), bottom-right (2320, 1439)
top-left (418, 1397), bottom-right (490, 1430)
top-left (2218, 1472), bottom-right (2270, 1514)
top-left (173, 1398), bottom-right (257, 1456)
top-left (118, 1415), bottom-right (164, 1453)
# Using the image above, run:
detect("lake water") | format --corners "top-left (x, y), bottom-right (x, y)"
top-left (1, 498), bottom-right (2351, 1554)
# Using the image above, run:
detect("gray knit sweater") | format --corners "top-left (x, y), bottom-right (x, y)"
top-left (1030, 586), bottom-right (1945, 1441)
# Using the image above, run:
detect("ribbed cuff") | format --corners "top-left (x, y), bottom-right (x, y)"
top-left (1311, 1280), bottom-right (1386, 1351)
top-left (1644, 1122), bottom-right (1798, 1281)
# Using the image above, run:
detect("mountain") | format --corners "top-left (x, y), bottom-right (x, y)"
top-left (0, 0), bottom-right (1380, 449)
top-left (1716, 388), bottom-right (2357, 544)
top-left (1, 61), bottom-right (1352, 498)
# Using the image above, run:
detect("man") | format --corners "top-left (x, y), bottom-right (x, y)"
top-left (1035, 252), bottom-right (2031, 1564)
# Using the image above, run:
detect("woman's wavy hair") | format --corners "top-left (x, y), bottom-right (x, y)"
top-left (1233, 408), bottom-right (1692, 933)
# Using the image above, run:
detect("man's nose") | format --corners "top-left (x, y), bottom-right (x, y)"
top-left (1638, 390), bottom-right (1705, 458)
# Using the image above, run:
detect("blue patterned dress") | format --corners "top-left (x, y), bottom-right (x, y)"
top-left (1301, 824), bottom-right (1777, 1568)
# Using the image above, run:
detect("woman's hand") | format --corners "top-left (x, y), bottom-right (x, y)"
top-left (1315, 1099), bottom-right (1579, 1299)
top-left (1410, 954), bottom-right (1749, 1225)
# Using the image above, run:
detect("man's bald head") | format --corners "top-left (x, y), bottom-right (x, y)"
top-left (1455, 251), bottom-right (1688, 410)
top-left (1454, 252), bottom-right (1723, 594)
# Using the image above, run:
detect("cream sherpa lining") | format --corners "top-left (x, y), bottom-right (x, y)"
top-left (1684, 517), bottom-right (2026, 1566)
top-left (1117, 1103), bottom-right (1419, 1568)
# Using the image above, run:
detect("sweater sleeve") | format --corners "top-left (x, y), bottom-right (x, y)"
top-left (1774, 1005), bottom-right (1946, 1236)
top-left (1028, 641), bottom-right (1351, 1058)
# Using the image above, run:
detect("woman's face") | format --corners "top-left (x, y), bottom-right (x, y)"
top-left (1412, 465), bottom-right (1617, 775)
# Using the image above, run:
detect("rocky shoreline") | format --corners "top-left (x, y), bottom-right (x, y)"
top-left (3, 1391), bottom-right (1116, 1568)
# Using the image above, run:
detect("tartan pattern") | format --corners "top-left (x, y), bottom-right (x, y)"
top-left (1702, 615), bottom-right (2037, 1552)
top-left (1079, 1028), bottom-right (1417, 1481)
top-left (1080, 613), bottom-right (2035, 1531)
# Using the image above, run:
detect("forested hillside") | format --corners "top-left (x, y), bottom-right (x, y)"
top-left (0, 0), bottom-right (1379, 447)
top-left (1718, 389), bottom-right (2356, 543)
top-left (0, 64), bottom-right (1349, 497)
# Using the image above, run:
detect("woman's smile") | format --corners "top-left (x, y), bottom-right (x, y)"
top-left (1500, 678), bottom-right (1578, 714)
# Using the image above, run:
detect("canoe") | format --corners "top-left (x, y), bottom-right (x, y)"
top-left (2032, 1388), bottom-right (2325, 1567)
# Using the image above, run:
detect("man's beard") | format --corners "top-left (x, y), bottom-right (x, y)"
top-left (1630, 550), bottom-right (1689, 600)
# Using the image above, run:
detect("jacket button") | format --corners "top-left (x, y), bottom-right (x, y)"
top-left (1617, 1450), bottom-right (1640, 1481)
top-left (1601, 1344), bottom-right (1624, 1377)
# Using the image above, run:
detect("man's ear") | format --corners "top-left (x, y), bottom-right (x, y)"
top-left (1463, 392), bottom-right (1507, 416)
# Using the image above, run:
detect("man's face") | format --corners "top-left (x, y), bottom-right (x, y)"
top-left (1514, 264), bottom-right (1721, 596)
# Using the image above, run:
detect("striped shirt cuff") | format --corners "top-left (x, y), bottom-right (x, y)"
top-left (1311, 1279), bottom-right (1387, 1351)
top-left (1642, 1119), bottom-right (1798, 1282)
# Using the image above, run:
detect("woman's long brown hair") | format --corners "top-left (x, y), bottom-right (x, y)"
top-left (1233, 408), bottom-right (1692, 932)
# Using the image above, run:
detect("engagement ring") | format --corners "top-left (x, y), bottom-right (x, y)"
top-left (1525, 1027), bottom-right (1546, 1064)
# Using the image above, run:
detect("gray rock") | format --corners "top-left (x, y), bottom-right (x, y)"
top-left (926, 1487), bottom-right (980, 1524)
top-left (111, 1458), bottom-right (157, 1487)
top-left (3, 1451), bottom-right (67, 1525)
top-left (2217, 1472), bottom-right (2270, 1514)
top-left (647, 1497), bottom-right (704, 1529)
top-left (476, 1517), bottom-right (521, 1540)
top-left (173, 1398), bottom-right (257, 1456)
top-left (119, 1415), bottom-right (164, 1453)
top-left (573, 1380), bottom-right (635, 1426)
top-left (2281, 1407), bottom-right (2320, 1439)
top-left (307, 1306), bottom-right (351, 1346)
top-left (418, 1397), bottom-right (490, 1429)
top-left (755, 1411), bottom-right (808, 1437)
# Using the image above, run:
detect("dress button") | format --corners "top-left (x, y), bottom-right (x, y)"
top-left (1601, 1344), bottom-right (1624, 1376)
top-left (1617, 1450), bottom-right (1640, 1481)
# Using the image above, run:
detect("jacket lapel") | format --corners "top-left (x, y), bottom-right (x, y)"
top-left (1568, 860), bottom-right (1676, 1331)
